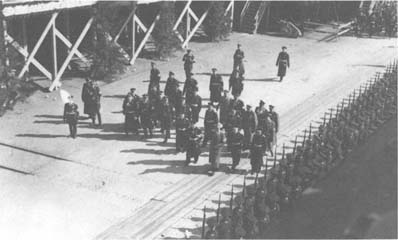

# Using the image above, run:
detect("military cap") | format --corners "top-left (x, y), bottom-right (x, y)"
top-left (237, 43), bottom-right (241, 47)
top-left (130, 88), bottom-right (136, 91)
top-left (282, 46), bottom-right (287, 50)
top-left (187, 49), bottom-right (192, 52)
top-left (169, 71), bottom-right (174, 75)
top-left (151, 61), bottom-right (155, 64)
top-left (206, 217), bottom-right (217, 227)
top-left (269, 105), bottom-right (274, 109)
top-left (211, 68), bottom-right (217, 71)
top-left (246, 104), bottom-right (252, 108)
top-left (259, 100), bottom-right (265, 105)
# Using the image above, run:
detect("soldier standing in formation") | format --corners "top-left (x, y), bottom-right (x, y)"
top-left (139, 94), bottom-right (154, 138)
top-left (230, 127), bottom-right (244, 171)
top-left (183, 73), bottom-right (198, 105)
top-left (164, 71), bottom-right (179, 116)
top-left (276, 46), bottom-right (290, 82)
top-left (229, 69), bottom-right (244, 98)
top-left (149, 62), bottom-right (161, 93)
top-left (242, 104), bottom-right (258, 150)
top-left (123, 91), bottom-right (140, 136)
top-left (209, 68), bottom-right (224, 103)
top-left (233, 43), bottom-right (245, 76)
top-left (268, 105), bottom-right (279, 134)
top-left (203, 103), bottom-right (219, 147)
top-left (186, 124), bottom-right (202, 166)
top-left (265, 115), bottom-right (276, 156)
top-left (189, 90), bottom-right (202, 124)
top-left (160, 96), bottom-right (172, 143)
top-left (209, 126), bottom-right (224, 176)
top-left (183, 49), bottom-right (195, 79)
top-left (63, 95), bottom-right (79, 139)
top-left (250, 129), bottom-right (266, 174)
top-left (81, 77), bottom-right (102, 126)
top-left (175, 112), bottom-right (190, 153)
top-left (219, 90), bottom-right (232, 126)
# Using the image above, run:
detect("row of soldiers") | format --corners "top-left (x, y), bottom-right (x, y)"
top-left (202, 60), bottom-right (397, 239)
top-left (354, 2), bottom-right (397, 38)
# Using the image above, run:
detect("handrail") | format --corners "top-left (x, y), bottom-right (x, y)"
top-left (239, 0), bottom-right (250, 28)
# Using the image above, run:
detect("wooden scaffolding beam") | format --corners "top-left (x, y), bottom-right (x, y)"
top-left (49, 16), bottom-right (94, 91)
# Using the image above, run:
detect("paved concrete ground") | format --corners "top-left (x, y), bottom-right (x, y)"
top-left (0, 32), bottom-right (396, 240)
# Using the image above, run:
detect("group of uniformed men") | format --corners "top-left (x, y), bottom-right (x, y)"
top-left (64, 44), bottom-right (290, 175)
top-left (203, 61), bottom-right (397, 239)
top-left (117, 44), bottom-right (288, 175)
top-left (63, 77), bottom-right (102, 138)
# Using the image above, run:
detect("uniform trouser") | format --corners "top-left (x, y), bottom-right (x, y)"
top-left (233, 61), bottom-right (245, 75)
top-left (184, 65), bottom-right (193, 79)
top-left (163, 128), bottom-right (170, 141)
top-left (231, 147), bottom-right (241, 168)
top-left (266, 140), bottom-right (273, 155)
top-left (203, 128), bottom-right (214, 146)
top-left (250, 148), bottom-right (263, 173)
top-left (68, 122), bottom-right (77, 138)
top-left (186, 148), bottom-right (200, 164)
top-left (176, 130), bottom-right (187, 151)
top-left (243, 129), bottom-right (253, 148)
top-left (210, 148), bottom-right (221, 171)
top-left (142, 128), bottom-right (153, 137)
top-left (191, 109), bottom-right (200, 124)
top-left (91, 111), bottom-right (102, 126)
top-left (125, 115), bottom-right (139, 134)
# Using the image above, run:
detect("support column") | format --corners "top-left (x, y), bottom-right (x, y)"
top-left (51, 12), bottom-right (58, 80)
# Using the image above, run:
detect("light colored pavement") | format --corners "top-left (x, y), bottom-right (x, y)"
top-left (0, 32), bottom-right (396, 240)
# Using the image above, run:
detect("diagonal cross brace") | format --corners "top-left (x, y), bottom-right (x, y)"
top-left (5, 33), bottom-right (52, 80)
top-left (18, 12), bottom-right (58, 79)
top-left (54, 28), bottom-right (88, 63)
top-left (130, 13), bottom-right (160, 65)
top-left (182, 9), bottom-right (209, 48)
top-left (49, 17), bottom-right (94, 91)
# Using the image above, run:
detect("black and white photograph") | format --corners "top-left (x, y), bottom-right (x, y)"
top-left (0, 0), bottom-right (397, 239)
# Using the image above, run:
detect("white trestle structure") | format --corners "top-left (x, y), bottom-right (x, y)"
top-left (1, 0), bottom-right (235, 90)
